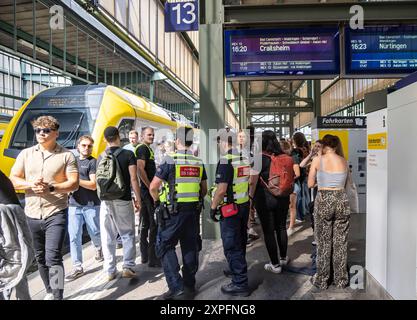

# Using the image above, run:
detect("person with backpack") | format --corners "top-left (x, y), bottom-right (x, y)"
top-left (97, 126), bottom-right (141, 281)
top-left (250, 131), bottom-right (295, 273)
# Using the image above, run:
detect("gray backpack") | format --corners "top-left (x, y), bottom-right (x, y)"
top-left (96, 148), bottom-right (126, 200)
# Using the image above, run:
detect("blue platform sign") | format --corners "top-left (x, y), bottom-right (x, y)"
top-left (345, 25), bottom-right (417, 75)
top-left (165, 1), bottom-right (198, 32)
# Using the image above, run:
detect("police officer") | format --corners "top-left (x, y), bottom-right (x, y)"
top-left (210, 128), bottom-right (251, 297)
top-left (149, 126), bottom-right (207, 300)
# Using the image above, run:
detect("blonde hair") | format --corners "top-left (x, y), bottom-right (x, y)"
top-left (77, 135), bottom-right (94, 145)
top-left (129, 130), bottom-right (138, 136)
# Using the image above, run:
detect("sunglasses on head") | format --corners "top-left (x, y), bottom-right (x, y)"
top-left (34, 128), bottom-right (54, 134)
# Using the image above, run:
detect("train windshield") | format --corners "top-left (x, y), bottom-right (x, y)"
top-left (9, 85), bottom-right (105, 150)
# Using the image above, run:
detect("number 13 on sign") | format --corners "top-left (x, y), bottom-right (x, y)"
top-left (165, 1), bottom-right (199, 32)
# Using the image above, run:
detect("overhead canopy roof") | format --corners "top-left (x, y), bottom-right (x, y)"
top-left (231, 79), bottom-right (312, 114)
top-left (0, 0), bottom-right (195, 106)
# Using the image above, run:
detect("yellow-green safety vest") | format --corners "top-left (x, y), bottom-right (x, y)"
top-left (219, 153), bottom-right (250, 205)
top-left (159, 152), bottom-right (203, 204)
top-left (135, 143), bottom-right (154, 161)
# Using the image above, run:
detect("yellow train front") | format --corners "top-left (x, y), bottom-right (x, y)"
top-left (0, 84), bottom-right (191, 177)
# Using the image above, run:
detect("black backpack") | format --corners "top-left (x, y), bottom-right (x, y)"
top-left (96, 148), bottom-right (126, 200)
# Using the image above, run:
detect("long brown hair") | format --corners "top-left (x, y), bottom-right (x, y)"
top-left (322, 134), bottom-right (345, 158)
top-left (279, 140), bottom-right (292, 155)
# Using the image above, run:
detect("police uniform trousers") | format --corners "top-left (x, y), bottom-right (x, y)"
top-left (139, 190), bottom-right (159, 264)
top-left (156, 206), bottom-right (199, 292)
top-left (220, 202), bottom-right (250, 287)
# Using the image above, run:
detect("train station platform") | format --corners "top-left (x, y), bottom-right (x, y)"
top-left (21, 213), bottom-right (377, 301)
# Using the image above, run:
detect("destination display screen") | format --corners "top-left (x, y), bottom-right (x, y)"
top-left (224, 27), bottom-right (340, 78)
top-left (345, 25), bottom-right (417, 75)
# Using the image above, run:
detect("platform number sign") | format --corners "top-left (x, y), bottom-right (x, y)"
top-left (165, 0), bottom-right (198, 32)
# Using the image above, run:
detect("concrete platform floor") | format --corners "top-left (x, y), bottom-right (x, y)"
top-left (22, 213), bottom-right (379, 300)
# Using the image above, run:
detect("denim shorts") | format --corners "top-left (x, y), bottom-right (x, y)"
top-left (293, 181), bottom-right (301, 194)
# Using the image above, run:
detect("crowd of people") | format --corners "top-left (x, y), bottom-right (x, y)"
top-left (0, 115), bottom-right (354, 300)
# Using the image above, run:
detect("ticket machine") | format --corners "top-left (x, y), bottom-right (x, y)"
top-left (311, 116), bottom-right (367, 213)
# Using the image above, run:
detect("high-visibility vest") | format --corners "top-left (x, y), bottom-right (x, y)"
top-left (159, 152), bottom-right (203, 204)
top-left (220, 153), bottom-right (250, 205)
top-left (135, 143), bottom-right (154, 161)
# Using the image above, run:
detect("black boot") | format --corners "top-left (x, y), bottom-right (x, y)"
top-left (221, 282), bottom-right (250, 297)
top-left (162, 288), bottom-right (185, 300)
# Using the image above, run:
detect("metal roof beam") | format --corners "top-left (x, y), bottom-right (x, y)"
top-left (248, 106), bottom-right (313, 113)
top-left (251, 123), bottom-right (289, 128)
top-left (247, 95), bottom-right (312, 102)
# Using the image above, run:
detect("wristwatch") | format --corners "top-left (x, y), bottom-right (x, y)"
top-left (49, 185), bottom-right (55, 192)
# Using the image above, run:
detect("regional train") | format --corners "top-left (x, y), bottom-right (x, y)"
top-left (0, 84), bottom-right (196, 176)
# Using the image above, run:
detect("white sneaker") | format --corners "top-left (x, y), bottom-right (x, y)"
top-left (287, 228), bottom-right (295, 236)
top-left (295, 219), bottom-right (303, 224)
top-left (280, 256), bottom-right (290, 266)
top-left (264, 263), bottom-right (282, 274)
top-left (43, 293), bottom-right (54, 300)
top-left (247, 228), bottom-right (260, 241)
top-left (248, 227), bottom-right (258, 237)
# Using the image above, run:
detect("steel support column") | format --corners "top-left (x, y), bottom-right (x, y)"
top-left (239, 81), bottom-right (248, 129)
top-left (289, 113), bottom-right (294, 137)
top-left (313, 80), bottom-right (321, 118)
top-left (199, 0), bottom-right (224, 239)
top-left (150, 81), bottom-right (154, 102)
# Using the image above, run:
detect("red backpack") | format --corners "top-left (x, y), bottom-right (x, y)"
top-left (260, 153), bottom-right (295, 197)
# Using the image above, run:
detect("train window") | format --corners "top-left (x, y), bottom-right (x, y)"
top-left (118, 119), bottom-right (135, 147)
top-left (9, 109), bottom-right (90, 150)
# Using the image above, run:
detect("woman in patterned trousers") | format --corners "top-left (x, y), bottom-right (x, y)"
top-left (307, 135), bottom-right (350, 289)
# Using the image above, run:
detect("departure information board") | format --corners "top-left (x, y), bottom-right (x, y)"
top-left (345, 25), bottom-right (417, 75)
top-left (224, 28), bottom-right (340, 78)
